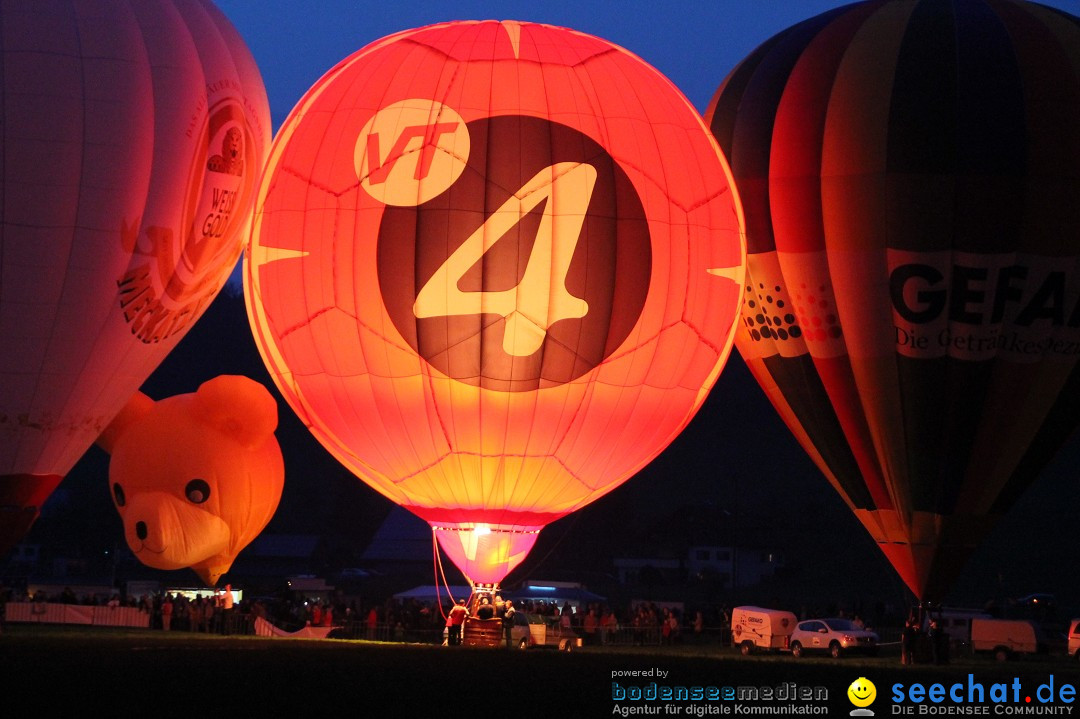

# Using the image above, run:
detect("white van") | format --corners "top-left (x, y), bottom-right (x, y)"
top-left (940, 608), bottom-right (991, 650)
top-left (970, 618), bottom-right (1039, 661)
top-left (730, 605), bottom-right (797, 655)
top-left (1067, 619), bottom-right (1079, 661)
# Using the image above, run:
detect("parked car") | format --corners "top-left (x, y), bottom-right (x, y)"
top-left (1068, 619), bottom-right (1080, 661)
top-left (788, 618), bottom-right (879, 658)
top-left (510, 612), bottom-right (582, 651)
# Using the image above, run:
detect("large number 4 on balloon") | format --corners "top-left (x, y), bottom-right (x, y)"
top-left (413, 162), bottom-right (594, 357)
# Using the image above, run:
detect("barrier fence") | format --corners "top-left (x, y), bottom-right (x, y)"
top-left (5, 602), bottom-right (149, 628)
top-left (3, 602), bottom-right (255, 634)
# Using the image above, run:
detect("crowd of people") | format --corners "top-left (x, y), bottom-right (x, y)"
top-left (0, 583), bottom-right (903, 648)
top-left (2, 585), bottom-right (248, 634)
top-left (900, 607), bottom-right (952, 665)
top-left (439, 594), bottom-right (731, 647)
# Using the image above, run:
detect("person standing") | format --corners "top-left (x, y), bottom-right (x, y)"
top-left (190, 596), bottom-right (204, 633)
top-left (503, 600), bottom-right (517, 648)
top-left (602, 608), bottom-right (619, 645)
top-left (665, 608), bottom-right (680, 645)
top-left (204, 596), bottom-right (217, 633)
top-left (901, 615), bottom-right (917, 665)
top-left (221, 584), bottom-right (235, 634)
top-left (476, 596), bottom-right (495, 619)
top-left (161, 594), bottom-right (174, 631)
top-left (447, 599), bottom-right (467, 646)
top-left (929, 618), bottom-right (948, 665)
top-left (583, 607), bottom-right (598, 646)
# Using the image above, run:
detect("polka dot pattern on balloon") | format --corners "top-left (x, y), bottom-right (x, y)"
top-left (742, 281), bottom-right (805, 343)
top-left (791, 281), bottom-right (843, 342)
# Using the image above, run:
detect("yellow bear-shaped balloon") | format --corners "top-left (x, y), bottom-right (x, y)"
top-left (97, 375), bottom-right (284, 586)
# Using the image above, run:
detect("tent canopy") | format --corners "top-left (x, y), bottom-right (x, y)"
top-left (392, 585), bottom-right (471, 603)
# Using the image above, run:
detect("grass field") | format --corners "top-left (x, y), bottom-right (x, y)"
top-left (3, 625), bottom-right (1076, 716)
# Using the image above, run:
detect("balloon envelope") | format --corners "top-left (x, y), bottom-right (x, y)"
top-left (0, 0), bottom-right (270, 553)
top-left (245, 20), bottom-right (744, 585)
top-left (100, 376), bottom-right (284, 586)
top-left (707, 0), bottom-right (1080, 600)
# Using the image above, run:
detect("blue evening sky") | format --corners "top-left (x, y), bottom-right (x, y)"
top-left (215, 0), bottom-right (1080, 130)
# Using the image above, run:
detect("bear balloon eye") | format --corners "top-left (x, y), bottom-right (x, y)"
top-left (185, 479), bottom-right (211, 504)
top-left (113, 483), bottom-right (125, 507)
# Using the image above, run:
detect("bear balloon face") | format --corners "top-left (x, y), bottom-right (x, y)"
top-left (99, 375), bottom-right (284, 585)
top-left (109, 418), bottom-right (244, 580)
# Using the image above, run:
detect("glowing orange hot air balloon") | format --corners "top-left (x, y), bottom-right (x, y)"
top-left (0, 0), bottom-right (270, 555)
top-left (98, 375), bottom-right (284, 586)
top-left (244, 20), bottom-right (745, 587)
top-left (707, 0), bottom-right (1080, 601)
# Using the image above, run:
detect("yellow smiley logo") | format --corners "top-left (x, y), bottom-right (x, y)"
top-left (848, 677), bottom-right (876, 708)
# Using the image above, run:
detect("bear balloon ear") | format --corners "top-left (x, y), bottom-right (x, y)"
top-left (97, 391), bottom-right (156, 454)
top-left (193, 375), bottom-right (279, 449)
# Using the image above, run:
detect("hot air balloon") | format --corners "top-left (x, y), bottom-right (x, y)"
top-left (0, 0), bottom-right (270, 555)
top-left (244, 20), bottom-right (745, 590)
top-left (706, 0), bottom-right (1080, 601)
top-left (97, 375), bottom-right (284, 586)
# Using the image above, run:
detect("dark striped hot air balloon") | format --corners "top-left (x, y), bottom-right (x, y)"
top-left (707, 0), bottom-right (1080, 601)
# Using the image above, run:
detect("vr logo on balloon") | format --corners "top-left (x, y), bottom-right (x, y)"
top-left (356, 99), bottom-right (469, 206)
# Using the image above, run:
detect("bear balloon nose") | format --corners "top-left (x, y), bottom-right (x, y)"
top-left (135, 521), bottom-right (148, 540)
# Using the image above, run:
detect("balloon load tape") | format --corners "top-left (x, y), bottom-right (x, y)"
top-left (430, 524), bottom-right (541, 535)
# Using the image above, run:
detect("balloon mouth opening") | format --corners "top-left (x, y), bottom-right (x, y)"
top-left (432, 521), bottom-right (541, 533)
top-left (432, 522), bottom-right (543, 585)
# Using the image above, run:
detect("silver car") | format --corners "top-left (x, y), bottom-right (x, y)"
top-left (789, 618), bottom-right (878, 658)
top-left (510, 612), bottom-right (582, 651)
